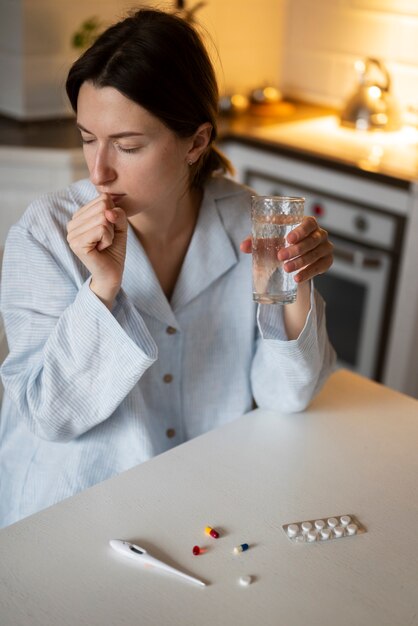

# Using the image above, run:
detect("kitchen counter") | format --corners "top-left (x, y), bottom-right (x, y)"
top-left (0, 369), bottom-right (417, 626)
top-left (0, 114), bottom-right (82, 149)
top-left (219, 109), bottom-right (418, 186)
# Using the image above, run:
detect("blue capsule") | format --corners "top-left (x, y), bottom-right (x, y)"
top-left (233, 543), bottom-right (249, 554)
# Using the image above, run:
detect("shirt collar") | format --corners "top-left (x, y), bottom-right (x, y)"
top-left (122, 177), bottom-right (239, 326)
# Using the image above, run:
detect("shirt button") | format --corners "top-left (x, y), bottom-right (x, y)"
top-left (163, 374), bottom-right (173, 383)
top-left (166, 326), bottom-right (177, 335)
top-left (166, 428), bottom-right (176, 439)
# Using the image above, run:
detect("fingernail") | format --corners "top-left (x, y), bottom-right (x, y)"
top-left (278, 249), bottom-right (289, 260)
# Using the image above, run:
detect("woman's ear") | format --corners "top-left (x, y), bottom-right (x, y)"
top-left (186, 122), bottom-right (212, 164)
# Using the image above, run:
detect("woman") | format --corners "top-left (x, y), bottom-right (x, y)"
top-left (0, 9), bottom-right (335, 528)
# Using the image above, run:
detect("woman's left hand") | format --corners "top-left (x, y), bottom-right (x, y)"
top-left (240, 216), bottom-right (333, 283)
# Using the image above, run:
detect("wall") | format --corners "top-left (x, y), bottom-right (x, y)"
top-left (4, 0), bottom-right (418, 120)
top-left (281, 0), bottom-right (418, 112)
top-left (199, 0), bottom-right (285, 96)
top-left (0, 0), bottom-right (144, 119)
top-left (0, 0), bottom-right (285, 120)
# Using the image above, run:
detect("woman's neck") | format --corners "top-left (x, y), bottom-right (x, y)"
top-left (128, 186), bottom-right (202, 248)
top-left (128, 186), bottom-right (203, 300)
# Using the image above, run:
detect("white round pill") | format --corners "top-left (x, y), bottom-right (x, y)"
top-left (239, 575), bottom-right (252, 586)
top-left (314, 519), bottom-right (325, 530)
top-left (327, 517), bottom-right (338, 528)
top-left (340, 515), bottom-right (351, 526)
top-left (347, 523), bottom-right (358, 535)
top-left (301, 521), bottom-right (313, 533)
top-left (287, 524), bottom-right (299, 537)
top-left (320, 528), bottom-right (332, 540)
top-left (307, 529), bottom-right (318, 542)
top-left (333, 526), bottom-right (344, 538)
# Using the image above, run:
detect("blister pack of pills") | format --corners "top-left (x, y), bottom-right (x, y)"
top-left (282, 514), bottom-right (366, 543)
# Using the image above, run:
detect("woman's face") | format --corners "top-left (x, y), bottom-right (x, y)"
top-left (77, 81), bottom-right (193, 217)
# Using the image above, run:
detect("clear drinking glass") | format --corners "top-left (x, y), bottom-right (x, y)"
top-left (251, 195), bottom-right (305, 304)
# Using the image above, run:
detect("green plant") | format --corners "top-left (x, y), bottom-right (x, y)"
top-left (71, 17), bottom-right (103, 50)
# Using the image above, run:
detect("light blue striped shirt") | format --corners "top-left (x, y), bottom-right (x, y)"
top-left (0, 175), bottom-right (335, 527)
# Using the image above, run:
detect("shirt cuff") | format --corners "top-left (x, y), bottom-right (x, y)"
top-left (80, 278), bottom-right (158, 364)
top-left (257, 280), bottom-right (315, 343)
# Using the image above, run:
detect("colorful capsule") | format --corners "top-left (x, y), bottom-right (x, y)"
top-left (192, 545), bottom-right (201, 556)
top-left (233, 543), bottom-right (249, 555)
top-left (205, 526), bottom-right (219, 539)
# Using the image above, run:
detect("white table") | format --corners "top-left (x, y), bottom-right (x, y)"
top-left (1, 369), bottom-right (417, 626)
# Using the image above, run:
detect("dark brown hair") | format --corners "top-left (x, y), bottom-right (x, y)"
top-left (66, 8), bottom-right (233, 187)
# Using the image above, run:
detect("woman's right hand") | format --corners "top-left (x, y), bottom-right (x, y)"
top-left (67, 194), bottom-right (128, 308)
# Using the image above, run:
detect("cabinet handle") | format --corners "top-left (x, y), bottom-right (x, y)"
top-left (333, 245), bottom-right (382, 269)
top-left (362, 256), bottom-right (382, 269)
top-left (333, 246), bottom-right (354, 264)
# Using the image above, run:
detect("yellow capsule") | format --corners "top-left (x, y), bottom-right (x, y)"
top-left (205, 526), bottom-right (219, 539)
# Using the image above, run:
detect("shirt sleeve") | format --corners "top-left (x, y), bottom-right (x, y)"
top-left (0, 225), bottom-right (158, 442)
top-left (251, 281), bottom-right (337, 412)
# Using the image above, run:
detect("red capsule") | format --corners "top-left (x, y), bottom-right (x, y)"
top-left (192, 545), bottom-right (201, 556)
top-left (205, 526), bottom-right (219, 539)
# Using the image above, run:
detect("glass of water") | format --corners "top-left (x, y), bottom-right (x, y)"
top-left (251, 195), bottom-right (305, 304)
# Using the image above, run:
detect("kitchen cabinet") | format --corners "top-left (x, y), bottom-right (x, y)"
top-left (220, 139), bottom-right (418, 399)
top-left (0, 146), bottom-right (88, 247)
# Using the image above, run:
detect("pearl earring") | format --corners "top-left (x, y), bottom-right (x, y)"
top-left (188, 160), bottom-right (194, 166)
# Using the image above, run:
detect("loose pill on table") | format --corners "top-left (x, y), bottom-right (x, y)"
top-left (239, 575), bottom-right (252, 586)
top-left (233, 543), bottom-right (249, 555)
top-left (340, 515), bottom-right (351, 526)
top-left (327, 517), bottom-right (338, 528)
top-left (301, 521), bottom-right (313, 533)
top-left (192, 545), bottom-right (201, 556)
top-left (287, 524), bottom-right (299, 538)
top-left (205, 526), bottom-right (219, 539)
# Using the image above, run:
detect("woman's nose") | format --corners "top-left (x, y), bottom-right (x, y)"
top-left (89, 148), bottom-right (116, 186)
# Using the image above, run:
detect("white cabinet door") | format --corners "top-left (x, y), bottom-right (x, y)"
top-left (0, 146), bottom-right (88, 246)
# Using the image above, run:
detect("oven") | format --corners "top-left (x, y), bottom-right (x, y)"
top-left (245, 171), bottom-right (405, 381)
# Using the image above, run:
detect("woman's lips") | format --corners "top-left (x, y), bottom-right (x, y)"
top-left (109, 194), bottom-right (125, 204)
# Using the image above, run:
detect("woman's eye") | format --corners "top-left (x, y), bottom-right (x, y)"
top-left (116, 144), bottom-right (140, 154)
top-left (79, 137), bottom-right (140, 153)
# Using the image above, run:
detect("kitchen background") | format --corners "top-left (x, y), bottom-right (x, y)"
top-left (1, 0), bottom-right (418, 401)
top-left (1, 0), bottom-right (418, 119)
